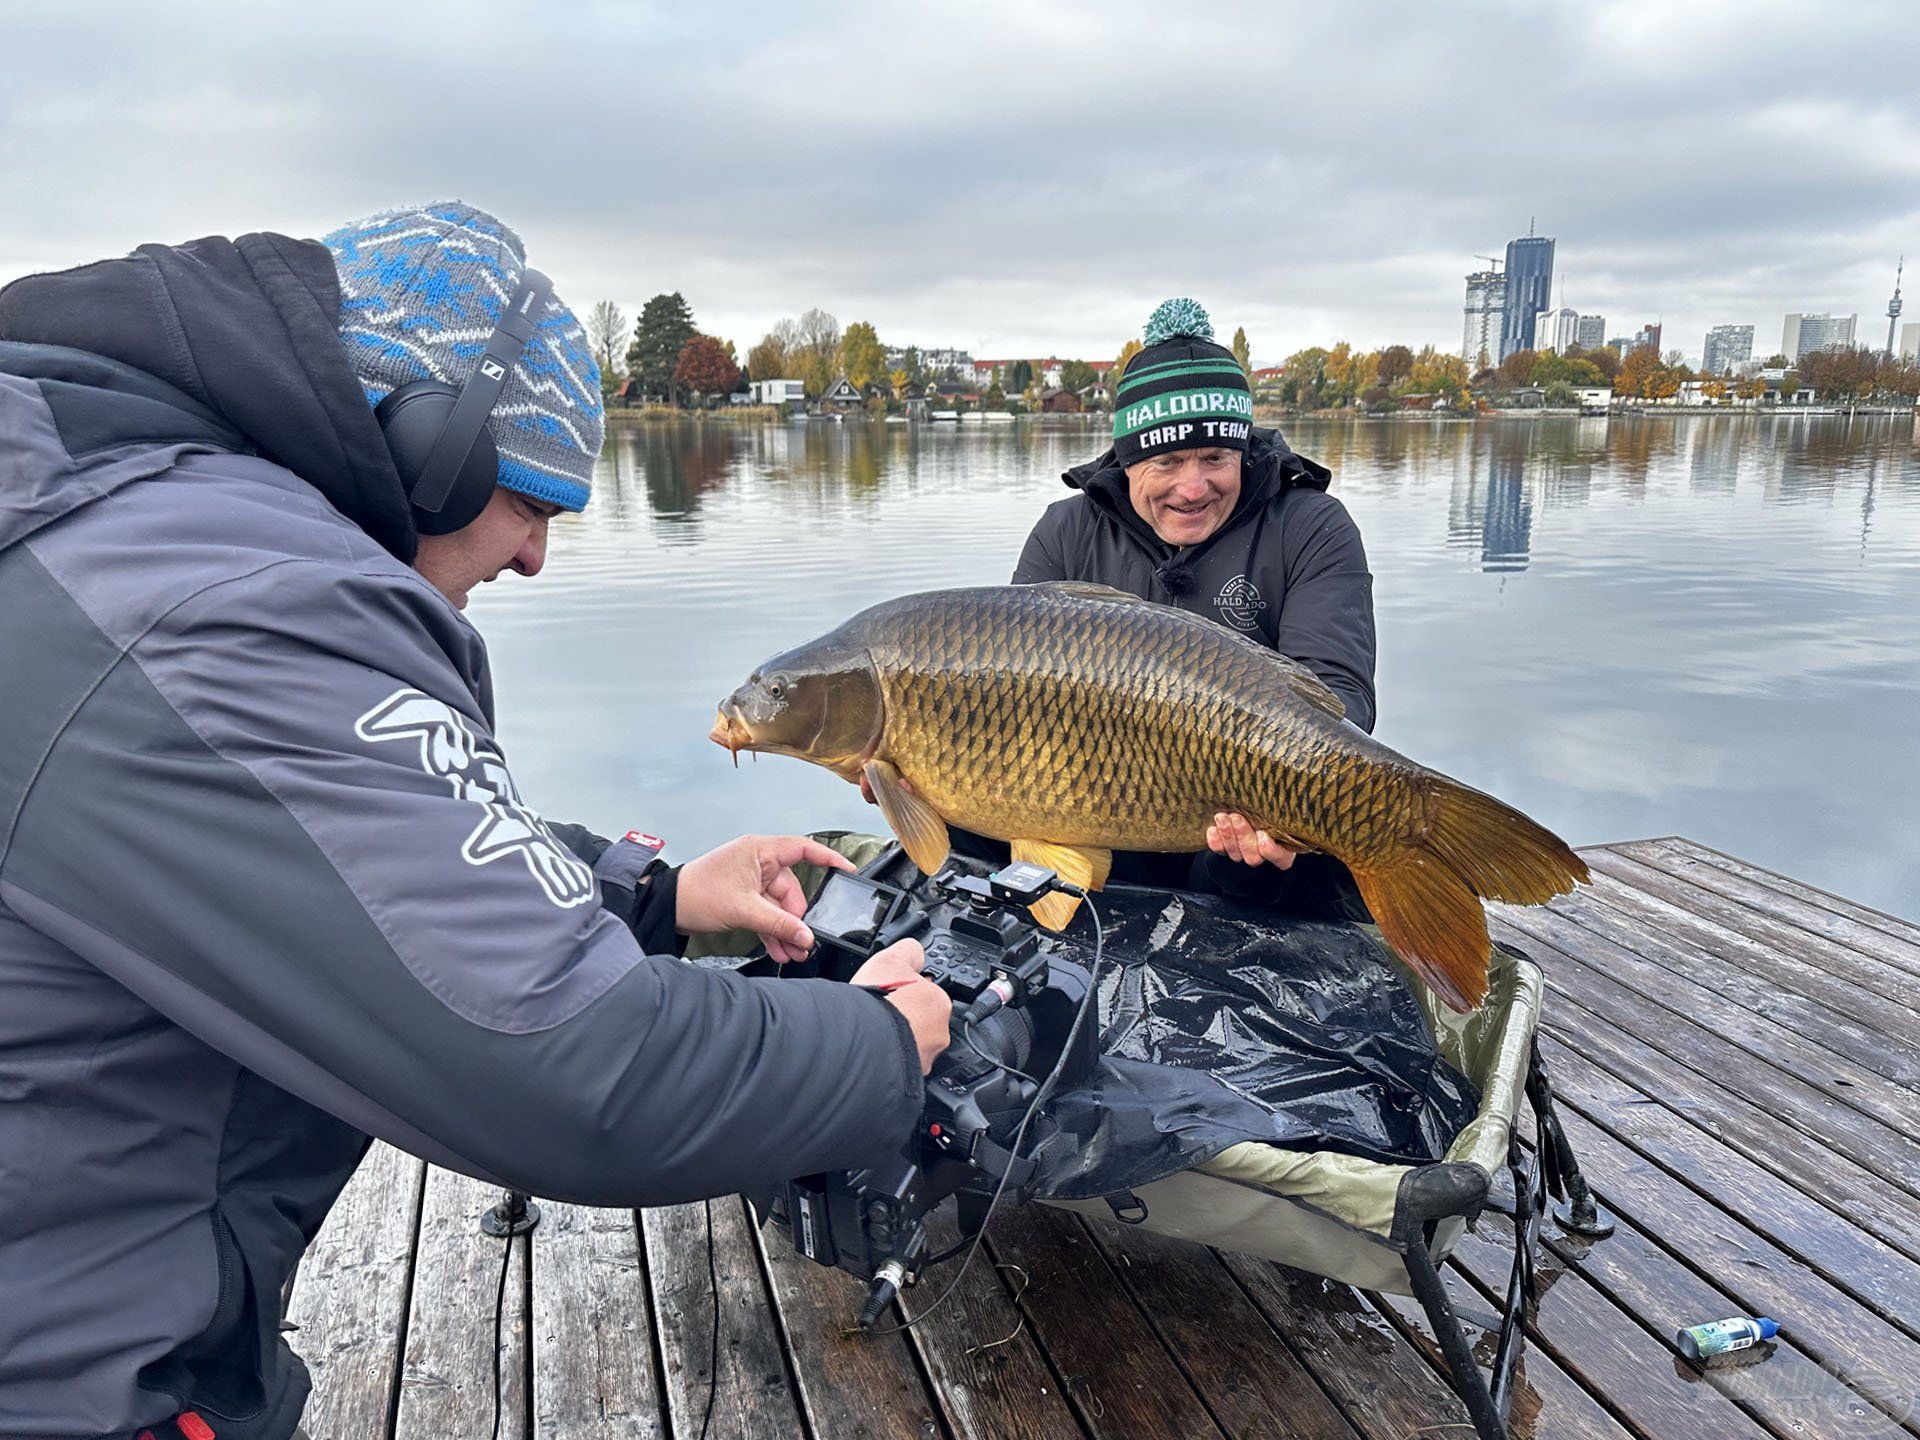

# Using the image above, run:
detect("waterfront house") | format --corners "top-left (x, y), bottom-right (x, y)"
top-left (749, 378), bottom-right (807, 414)
top-left (820, 377), bottom-right (864, 414)
top-left (1038, 388), bottom-right (1084, 413)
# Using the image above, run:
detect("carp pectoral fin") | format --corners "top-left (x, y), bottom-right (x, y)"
top-left (863, 760), bottom-right (950, 876)
top-left (1348, 859), bottom-right (1491, 1014)
top-left (1010, 839), bottom-right (1113, 932)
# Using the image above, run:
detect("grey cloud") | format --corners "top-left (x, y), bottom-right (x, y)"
top-left (2, 0), bottom-right (1913, 365)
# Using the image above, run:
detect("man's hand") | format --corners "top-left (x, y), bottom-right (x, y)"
top-left (1206, 812), bottom-right (1298, 869)
top-left (675, 834), bottom-right (855, 964)
top-left (851, 939), bottom-right (951, 1073)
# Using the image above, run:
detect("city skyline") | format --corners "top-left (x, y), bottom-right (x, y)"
top-left (1, 3), bottom-right (1915, 365)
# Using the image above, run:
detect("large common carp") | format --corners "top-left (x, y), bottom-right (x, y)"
top-left (711, 583), bottom-right (1587, 1011)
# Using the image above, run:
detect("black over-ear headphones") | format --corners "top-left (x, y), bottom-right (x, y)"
top-left (375, 268), bottom-right (555, 535)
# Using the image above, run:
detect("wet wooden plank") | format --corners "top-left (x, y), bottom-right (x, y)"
top-left (1613, 839), bottom-right (1920, 976)
top-left (752, 1203), bottom-right (944, 1440)
top-left (394, 1168), bottom-right (530, 1440)
top-left (285, 1141), bottom-right (424, 1440)
top-left (1445, 1214), bottom-right (1773, 1439)
top-left (1217, 1254), bottom-right (1480, 1439)
top-left (1494, 902), bottom-right (1920, 1193)
top-left (1079, 1217), bottom-right (1361, 1439)
top-left (985, 1202), bottom-right (1225, 1439)
top-left (1544, 873), bottom-right (1920, 1085)
top-left (642, 1199), bottom-right (804, 1440)
top-left (1584, 848), bottom-right (1920, 1014)
top-left (1538, 1038), bottom-right (1920, 1367)
top-left (894, 1211), bottom-right (1088, 1440)
top-left (1644, 837), bottom-right (1920, 952)
top-left (1480, 1190), bottom-right (1920, 1440)
top-left (1519, 964), bottom-right (1920, 1266)
top-left (529, 1201), bottom-right (663, 1439)
top-left (1371, 1269), bottom-right (1638, 1440)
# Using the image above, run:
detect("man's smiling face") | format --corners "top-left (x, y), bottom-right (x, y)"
top-left (1125, 446), bottom-right (1244, 546)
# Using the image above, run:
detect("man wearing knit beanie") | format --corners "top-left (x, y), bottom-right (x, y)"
top-left (1013, 298), bottom-right (1378, 914)
top-left (0, 208), bottom-right (941, 1440)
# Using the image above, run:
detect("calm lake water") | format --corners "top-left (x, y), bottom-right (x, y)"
top-left (473, 413), bottom-right (1920, 922)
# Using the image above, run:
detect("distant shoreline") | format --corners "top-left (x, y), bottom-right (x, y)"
top-left (603, 402), bottom-right (1915, 427)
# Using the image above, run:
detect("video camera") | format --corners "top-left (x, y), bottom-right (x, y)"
top-left (754, 859), bottom-right (1100, 1329)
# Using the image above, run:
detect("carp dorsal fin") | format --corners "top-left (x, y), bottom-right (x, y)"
top-left (1034, 581), bottom-right (1146, 605)
top-left (863, 759), bottom-right (951, 876)
top-left (1258, 649), bottom-right (1347, 720)
top-left (1010, 839), bottom-right (1112, 931)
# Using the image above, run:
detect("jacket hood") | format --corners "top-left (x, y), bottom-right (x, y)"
top-left (1061, 426), bottom-right (1332, 558)
top-left (0, 231), bottom-right (417, 560)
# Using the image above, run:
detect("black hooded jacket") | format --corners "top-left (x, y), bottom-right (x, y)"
top-left (1013, 426), bottom-right (1376, 730)
top-left (1010, 428), bottom-right (1376, 908)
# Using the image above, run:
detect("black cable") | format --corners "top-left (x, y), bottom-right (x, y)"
top-left (697, 1196), bottom-right (721, 1440)
top-left (490, 1227), bottom-right (513, 1440)
top-left (858, 894), bottom-right (1106, 1337)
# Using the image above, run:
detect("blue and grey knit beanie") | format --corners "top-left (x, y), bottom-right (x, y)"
top-left (322, 202), bottom-right (603, 513)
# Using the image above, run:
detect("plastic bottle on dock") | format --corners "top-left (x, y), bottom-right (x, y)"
top-left (1675, 1316), bottom-right (1779, 1361)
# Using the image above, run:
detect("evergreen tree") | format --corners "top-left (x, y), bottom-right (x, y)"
top-left (626, 292), bottom-right (698, 403)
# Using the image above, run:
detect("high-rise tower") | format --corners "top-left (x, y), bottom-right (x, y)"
top-left (1499, 228), bottom-right (1555, 360)
top-left (1887, 258), bottom-right (1904, 361)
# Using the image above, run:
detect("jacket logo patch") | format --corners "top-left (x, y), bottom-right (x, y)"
top-left (355, 690), bottom-right (595, 909)
top-left (1214, 574), bottom-right (1269, 632)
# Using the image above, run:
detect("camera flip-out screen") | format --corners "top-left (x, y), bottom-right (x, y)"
top-left (807, 872), bottom-right (908, 951)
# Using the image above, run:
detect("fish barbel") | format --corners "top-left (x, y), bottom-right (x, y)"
top-left (710, 583), bottom-right (1587, 1011)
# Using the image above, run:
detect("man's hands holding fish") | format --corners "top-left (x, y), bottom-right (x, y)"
top-left (859, 774), bottom-right (1298, 871)
top-left (674, 834), bottom-right (952, 1071)
top-left (1205, 811), bottom-right (1298, 870)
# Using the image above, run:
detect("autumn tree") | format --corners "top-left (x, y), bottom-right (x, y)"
top-left (1614, 345), bottom-right (1659, 398)
top-left (792, 308), bottom-right (841, 398)
top-left (1279, 347), bottom-right (1329, 408)
top-left (1060, 359), bottom-right (1096, 392)
top-left (674, 334), bottom-right (741, 405)
top-left (627, 292), bottom-right (697, 403)
top-left (1377, 344), bottom-right (1414, 387)
top-left (889, 366), bottom-right (910, 396)
top-left (1734, 375), bottom-right (1767, 401)
top-left (1231, 326), bottom-right (1252, 380)
top-left (838, 321), bottom-right (887, 389)
top-left (1113, 340), bottom-right (1143, 385)
top-left (1405, 347), bottom-right (1471, 404)
top-left (1567, 343), bottom-right (1620, 381)
top-left (1498, 348), bottom-right (1539, 389)
top-left (586, 301), bottom-right (627, 393)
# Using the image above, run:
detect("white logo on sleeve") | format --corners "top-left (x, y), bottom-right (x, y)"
top-left (355, 690), bottom-right (595, 909)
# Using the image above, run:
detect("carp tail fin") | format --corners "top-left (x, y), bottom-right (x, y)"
top-left (1349, 859), bottom-right (1491, 1014)
top-left (1352, 777), bottom-right (1587, 1013)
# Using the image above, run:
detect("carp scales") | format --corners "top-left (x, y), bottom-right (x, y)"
top-left (710, 583), bottom-right (1587, 1011)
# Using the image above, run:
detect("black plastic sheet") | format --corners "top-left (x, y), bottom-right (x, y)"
top-left (864, 851), bottom-right (1484, 1200)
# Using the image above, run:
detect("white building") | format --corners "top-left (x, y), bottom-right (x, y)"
top-left (1461, 269), bottom-right (1505, 369)
top-left (1575, 314), bottom-right (1606, 349)
top-left (1702, 325), bottom-right (1755, 375)
top-left (1782, 313), bottom-right (1857, 361)
top-left (1534, 306), bottom-right (1580, 354)
top-left (751, 379), bottom-right (807, 408)
top-left (1899, 322), bottom-right (1920, 361)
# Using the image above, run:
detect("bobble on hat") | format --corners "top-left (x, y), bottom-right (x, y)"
top-left (1143, 297), bottom-right (1214, 345)
top-left (322, 202), bottom-right (603, 514)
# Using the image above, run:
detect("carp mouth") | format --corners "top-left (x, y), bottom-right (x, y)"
top-left (709, 707), bottom-right (754, 767)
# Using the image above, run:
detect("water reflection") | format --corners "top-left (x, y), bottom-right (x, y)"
top-left (486, 413), bottom-right (1920, 920)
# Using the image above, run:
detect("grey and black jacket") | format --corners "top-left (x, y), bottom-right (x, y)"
top-left (0, 234), bottom-right (922, 1440)
top-left (1011, 429), bottom-right (1377, 907)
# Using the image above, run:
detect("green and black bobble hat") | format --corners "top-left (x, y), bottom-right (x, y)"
top-left (1112, 298), bottom-right (1254, 466)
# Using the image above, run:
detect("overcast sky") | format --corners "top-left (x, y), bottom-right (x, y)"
top-left (3, 1), bottom-right (1914, 367)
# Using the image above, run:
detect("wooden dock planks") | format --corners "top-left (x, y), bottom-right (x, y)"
top-left (286, 839), bottom-right (1920, 1439)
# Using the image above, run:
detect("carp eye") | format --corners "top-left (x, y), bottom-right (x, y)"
top-left (767, 675), bottom-right (789, 701)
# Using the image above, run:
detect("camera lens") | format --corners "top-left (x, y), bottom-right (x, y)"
top-left (966, 1007), bottom-right (1035, 1073)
